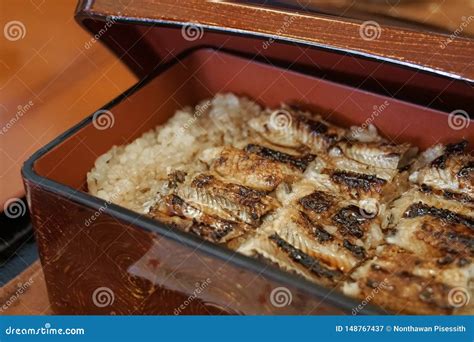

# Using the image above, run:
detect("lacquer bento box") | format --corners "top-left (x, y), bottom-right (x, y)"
top-left (22, 1), bottom-right (473, 315)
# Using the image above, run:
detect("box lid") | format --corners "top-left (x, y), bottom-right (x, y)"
top-left (75, 0), bottom-right (474, 83)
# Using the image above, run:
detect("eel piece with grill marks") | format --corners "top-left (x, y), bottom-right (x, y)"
top-left (149, 172), bottom-right (279, 244)
top-left (343, 245), bottom-right (474, 315)
top-left (248, 107), bottom-right (347, 152)
top-left (385, 187), bottom-right (474, 263)
top-left (238, 207), bottom-right (346, 287)
top-left (410, 140), bottom-right (473, 197)
top-left (200, 144), bottom-right (315, 191)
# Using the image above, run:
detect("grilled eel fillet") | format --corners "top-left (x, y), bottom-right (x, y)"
top-left (277, 180), bottom-right (384, 251)
top-left (343, 245), bottom-right (474, 315)
top-left (239, 180), bottom-right (383, 286)
top-left (249, 106), bottom-right (416, 170)
top-left (151, 143), bottom-right (316, 243)
top-left (334, 139), bottom-right (417, 171)
top-left (294, 125), bottom-right (416, 213)
top-left (248, 107), bottom-right (347, 152)
top-left (384, 187), bottom-right (473, 262)
top-left (200, 144), bottom-right (315, 191)
top-left (149, 173), bottom-right (278, 243)
top-left (303, 153), bottom-right (412, 215)
top-left (238, 208), bottom-right (345, 287)
top-left (410, 140), bottom-right (473, 199)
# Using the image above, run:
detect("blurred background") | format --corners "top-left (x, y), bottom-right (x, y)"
top-left (0, 0), bottom-right (472, 313)
top-left (0, 0), bottom-right (136, 292)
